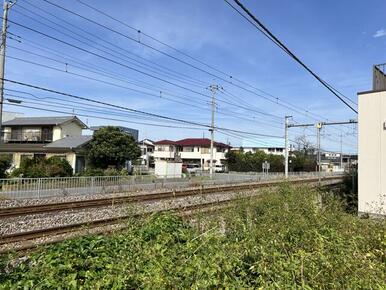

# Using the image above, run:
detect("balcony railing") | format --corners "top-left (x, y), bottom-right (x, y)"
top-left (1, 132), bottom-right (53, 143)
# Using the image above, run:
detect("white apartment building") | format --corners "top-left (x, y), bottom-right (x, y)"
top-left (358, 64), bottom-right (386, 216)
top-left (154, 138), bottom-right (230, 170)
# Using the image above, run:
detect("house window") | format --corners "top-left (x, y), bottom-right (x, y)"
top-left (183, 147), bottom-right (194, 152)
top-left (22, 128), bottom-right (41, 141)
top-left (34, 153), bottom-right (46, 159)
top-left (201, 147), bottom-right (209, 154)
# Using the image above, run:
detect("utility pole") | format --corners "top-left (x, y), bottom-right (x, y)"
top-left (209, 84), bottom-right (218, 178)
top-left (0, 1), bottom-right (15, 140)
top-left (284, 116), bottom-right (292, 179)
top-left (340, 133), bottom-right (343, 170)
top-left (316, 122), bottom-right (322, 184)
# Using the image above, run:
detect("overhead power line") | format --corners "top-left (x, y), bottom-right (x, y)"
top-left (6, 19), bottom-right (284, 121)
top-left (4, 102), bottom-right (206, 130)
top-left (224, 0), bottom-right (358, 114)
top-left (37, 0), bottom-right (342, 125)
top-left (3, 78), bottom-right (283, 139)
top-left (14, 3), bottom-right (207, 88)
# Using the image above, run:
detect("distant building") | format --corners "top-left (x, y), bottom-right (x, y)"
top-left (90, 126), bottom-right (139, 142)
top-left (358, 64), bottom-right (386, 216)
top-left (154, 138), bottom-right (231, 170)
top-left (138, 139), bottom-right (155, 169)
top-left (231, 146), bottom-right (286, 156)
top-left (0, 116), bottom-right (90, 173)
top-left (2, 111), bottom-right (24, 123)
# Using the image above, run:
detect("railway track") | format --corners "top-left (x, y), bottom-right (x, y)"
top-left (0, 199), bottom-right (232, 253)
top-left (0, 176), bottom-right (342, 219)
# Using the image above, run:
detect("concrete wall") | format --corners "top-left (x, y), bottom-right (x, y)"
top-left (358, 90), bottom-right (386, 215)
top-left (53, 122), bottom-right (82, 141)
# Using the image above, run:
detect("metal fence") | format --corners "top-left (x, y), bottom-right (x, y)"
top-left (0, 172), bottom-right (343, 199)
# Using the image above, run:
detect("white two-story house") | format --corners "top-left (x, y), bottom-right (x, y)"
top-left (0, 116), bottom-right (90, 173)
top-left (138, 139), bottom-right (155, 169)
top-left (154, 138), bottom-right (230, 170)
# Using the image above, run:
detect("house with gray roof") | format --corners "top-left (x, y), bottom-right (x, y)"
top-left (0, 116), bottom-right (90, 173)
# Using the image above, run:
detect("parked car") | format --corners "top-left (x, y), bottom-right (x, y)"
top-left (214, 164), bottom-right (226, 173)
top-left (186, 164), bottom-right (201, 174)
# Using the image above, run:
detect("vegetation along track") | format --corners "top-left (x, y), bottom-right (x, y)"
top-left (0, 176), bottom-right (342, 219)
top-left (0, 200), bottom-right (232, 253)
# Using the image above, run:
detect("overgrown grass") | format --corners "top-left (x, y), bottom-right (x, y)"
top-left (1, 185), bottom-right (385, 289)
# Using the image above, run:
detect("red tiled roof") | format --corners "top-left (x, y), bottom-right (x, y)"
top-left (176, 138), bottom-right (231, 148)
top-left (155, 138), bottom-right (231, 148)
top-left (154, 139), bottom-right (179, 145)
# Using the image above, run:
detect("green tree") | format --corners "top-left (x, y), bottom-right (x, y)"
top-left (86, 126), bottom-right (141, 169)
top-left (226, 150), bottom-right (284, 172)
top-left (291, 151), bottom-right (316, 172)
top-left (0, 154), bottom-right (12, 178)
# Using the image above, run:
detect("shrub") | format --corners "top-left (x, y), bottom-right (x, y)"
top-left (10, 157), bottom-right (73, 178)
top-left (1, 186), bottom-right (385, 288)
top-left (76, 167), bottom-right (104, 177)
top-left (0, 154), bottom-right (12, 178)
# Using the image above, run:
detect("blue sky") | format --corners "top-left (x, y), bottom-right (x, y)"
top-left (4, 0), bottom-right (386, 153)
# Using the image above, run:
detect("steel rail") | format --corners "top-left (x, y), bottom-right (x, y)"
top-left (0, 200), bottom-right (232, 252)
top-left (0, 176), bottom-right (343, 219)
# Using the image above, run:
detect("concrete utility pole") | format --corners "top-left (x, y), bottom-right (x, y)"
top-left (284, 116), bottom-right (292, 179)
top-left (209, 84), bottom-right (218, 178)
top-left (0, 0), bottom-right (15, 140)
top-left (316, 122), bottom-right (322, 184)
top-left (340, 133), bottom-right (343, 170)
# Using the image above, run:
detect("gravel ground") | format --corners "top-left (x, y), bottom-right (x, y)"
top-left (0, 190), bottom-right (260, 237)
top-left (0, 181), bottom-right (258, 208)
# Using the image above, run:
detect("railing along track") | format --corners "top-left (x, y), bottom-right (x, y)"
top-left (0, 176), bottom-right (342, 219)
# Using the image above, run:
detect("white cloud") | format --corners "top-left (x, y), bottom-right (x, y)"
top-left (373, 29), bottom-right (386, 38)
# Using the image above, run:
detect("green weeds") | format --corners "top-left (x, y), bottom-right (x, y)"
top-left (1, 185), bottom-right (385, 289)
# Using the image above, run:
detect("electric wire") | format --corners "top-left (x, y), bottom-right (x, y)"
top-left (224, 0), bottom-right (358, 113)
top-left (3, 78), bottom-right (284, 138)
top-left (38, 0), bottom-right (350, 124)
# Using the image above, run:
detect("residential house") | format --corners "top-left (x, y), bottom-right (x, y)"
top-left (0, 116), bottom-right (90, 173)
top-left (138, 139), bottom-right (155, 169)
top-left (154, 138), bottom-right (230, 170)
